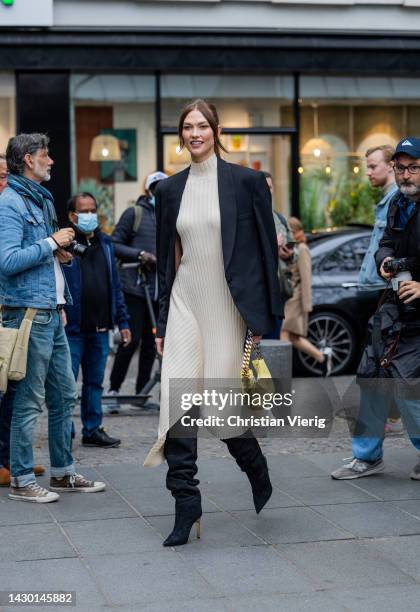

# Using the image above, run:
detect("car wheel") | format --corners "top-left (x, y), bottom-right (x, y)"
top-left (295, 312), bottom-right (356, 376)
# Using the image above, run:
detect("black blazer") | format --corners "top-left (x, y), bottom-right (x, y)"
top-left (155, 157), bottom-right (283, 337)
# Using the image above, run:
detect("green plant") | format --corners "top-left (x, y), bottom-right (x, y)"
top-left (327, 176), bottom-right (381, 227)
top-left (299, 173), bottom-right (327, 231)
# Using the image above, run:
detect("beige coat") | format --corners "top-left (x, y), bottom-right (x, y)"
top-left (282, 242), bottom-right (312, 337)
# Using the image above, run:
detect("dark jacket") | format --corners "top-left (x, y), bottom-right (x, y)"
top-left (111, 196), bottom-right (157, 301)
top-left (63, 231), bottom-right (129, 334)
top-left (376, 192), bottom-right (420, 282)
top-left (155, 157), bottom-right (283, 337)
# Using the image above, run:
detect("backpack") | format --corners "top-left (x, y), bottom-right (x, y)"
top-left (116, 205), bottom-right (143, 269)
top-left (130, 204), bottom-right (143, 235)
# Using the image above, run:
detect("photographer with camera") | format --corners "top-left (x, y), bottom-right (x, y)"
top-left (108, 171), bottom-right (167, 406)
top-left (63, 193), bottom-right (130, 447)
top-left (0, 133), bottom-right (105, 501)
top-left (332, 137), bottom-right (420, 481)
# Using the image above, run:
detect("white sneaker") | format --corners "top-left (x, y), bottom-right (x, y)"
top-left (331, 457), bottom-right (385, 480)
top-left (8, 482), bottom-right (60, 503)
top-left (320, 347), bottom-right (333, 377)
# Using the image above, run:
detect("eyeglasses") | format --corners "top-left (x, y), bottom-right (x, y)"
top-left (394, 164), bottom-right (420, 175)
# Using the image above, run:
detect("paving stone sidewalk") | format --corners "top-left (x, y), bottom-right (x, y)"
top-left (2, 358), bottom-right (420, 611)
top-left (1, 445), bottom-right (420, 611)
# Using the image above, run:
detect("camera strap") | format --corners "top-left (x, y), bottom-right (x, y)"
top-left (380, 332), bottom-right (402, 369)
top-left (372, 283), bottom-right (392, 370)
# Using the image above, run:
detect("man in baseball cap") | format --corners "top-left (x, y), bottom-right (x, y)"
top-left (109, 170), bottom-right (167, 410)
top-left (332, 136), bottom-right (420, 482)
top-left (392, 136), bottom-right (420, 160)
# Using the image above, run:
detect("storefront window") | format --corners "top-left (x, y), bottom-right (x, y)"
top-left (71, 74), bottom-right (156, 228)
top-left (0, 72), bottom-right (16, 154)
top-left (299, 76), bottom-right (420, 229)
top-left (163, 132), bottom-right (291, 215)
top-left (161, 74), bottom-right (294, 128)
top-left (162, 74), bottom-right (294, 214)
top-left (71, 73), bottom-right (295, 225)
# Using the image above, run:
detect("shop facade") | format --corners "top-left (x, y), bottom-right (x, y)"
top-left (1, 0), bottom-right (420, 227)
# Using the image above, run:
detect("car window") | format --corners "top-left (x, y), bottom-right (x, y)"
top-left (320, 235), bottom-right (371, 273)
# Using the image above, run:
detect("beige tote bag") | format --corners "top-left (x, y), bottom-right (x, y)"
top-left (0, 307), bottom-right (37, 392)
top-left (8, 308), bottom-right (37, 381)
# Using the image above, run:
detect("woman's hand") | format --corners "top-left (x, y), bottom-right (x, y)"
top-left (156, 337), bottom-right (165, 356)
top-left (252, 335), bottom-right (262, 344)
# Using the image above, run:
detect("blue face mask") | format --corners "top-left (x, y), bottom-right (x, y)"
top-left (76, 212), bottom-right (98, 233)
top-left (149, 195), bottom-right (156, 207)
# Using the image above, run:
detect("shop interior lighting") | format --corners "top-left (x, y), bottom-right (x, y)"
top-left (353, 165), bottom-right (360, 174)
top-left (325, 165), bottom-right (331, 175)
top-left (90, 134), bottom-right (121, 162)
top-left (298, 166), bottom-right (304, 175)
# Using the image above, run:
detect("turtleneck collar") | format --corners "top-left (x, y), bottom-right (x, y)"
top-left (189, 153), bottom-right (218, 177)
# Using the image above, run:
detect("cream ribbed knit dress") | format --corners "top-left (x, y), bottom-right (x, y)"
top-left (144, 154), bottom-right (246, 467)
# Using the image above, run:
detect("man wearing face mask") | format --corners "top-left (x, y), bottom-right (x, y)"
top-left (63, 193), bottom-right (131, 447)
top-left (109, 171), bottom-right (167, 406)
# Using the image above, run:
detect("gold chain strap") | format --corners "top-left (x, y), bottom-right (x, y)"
top-left (241, 330), bottom-right (262, 378)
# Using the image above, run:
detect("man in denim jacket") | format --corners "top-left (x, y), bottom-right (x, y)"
top-left (0, 133), bottom-right (105, 502)
top-left (359, 145), bottom-right (398, 289)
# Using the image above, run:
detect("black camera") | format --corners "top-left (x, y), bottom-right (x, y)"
top-left (383, 257), bottom-right (420, 318)
top-left (64, 240), bottom-right (88, 259)
top-left (383, 257), bottom-right (419, 276)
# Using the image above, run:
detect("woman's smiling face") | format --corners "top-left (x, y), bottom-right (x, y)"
top-left (182, 109), bottom-right (216, 162)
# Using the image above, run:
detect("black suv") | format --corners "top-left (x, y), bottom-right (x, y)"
top-left (294, 227), bottom-right (382, 376)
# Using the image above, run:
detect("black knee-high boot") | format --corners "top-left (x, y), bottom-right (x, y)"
top-left (223, 432), bottom-right (272, 514)
top-left (163, 434), bottom-right (202, 547)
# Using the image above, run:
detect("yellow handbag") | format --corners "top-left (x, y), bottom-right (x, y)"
top-left (240, 330), bottom-right (275, 409)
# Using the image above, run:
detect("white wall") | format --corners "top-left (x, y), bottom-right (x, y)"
top-left (112, 102), bottom-right (156, 222)
top-left (54, 0), bottom-right (420, 32)
top-left (0, 99), bottom-right (13, 153)
top-left (0, 0), bottom-right (53, 26)
top-left (0, 73), bottom-right (16, 154)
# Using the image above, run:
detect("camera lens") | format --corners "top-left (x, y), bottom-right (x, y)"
top-left (65, 241), bottom-right (88, 258)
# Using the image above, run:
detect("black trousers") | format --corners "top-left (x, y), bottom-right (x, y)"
top-left (164, 430), bottom-right (263, 501)
top-left (0, 387), bottom-right (15, 468)
top-left (109, 293), bottom-right (157, 394)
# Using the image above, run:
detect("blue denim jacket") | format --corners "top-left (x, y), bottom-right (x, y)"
top-left (358, 184), bottom-right (398, 289)
top-left (0, 187), bottom-right (72, 308)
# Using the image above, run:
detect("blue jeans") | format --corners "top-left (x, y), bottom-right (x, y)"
top-left (0, 387), bottom-right (16, 468)
top-left (66, 332), bottom-right (109, 438)
top-left (3, 308), bottom-right (77, 487)
top-left (352, 386), bottom-right (420, 461)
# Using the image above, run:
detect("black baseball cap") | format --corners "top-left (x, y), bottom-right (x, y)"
top-left (392, 137), bottom-right (420, 160)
